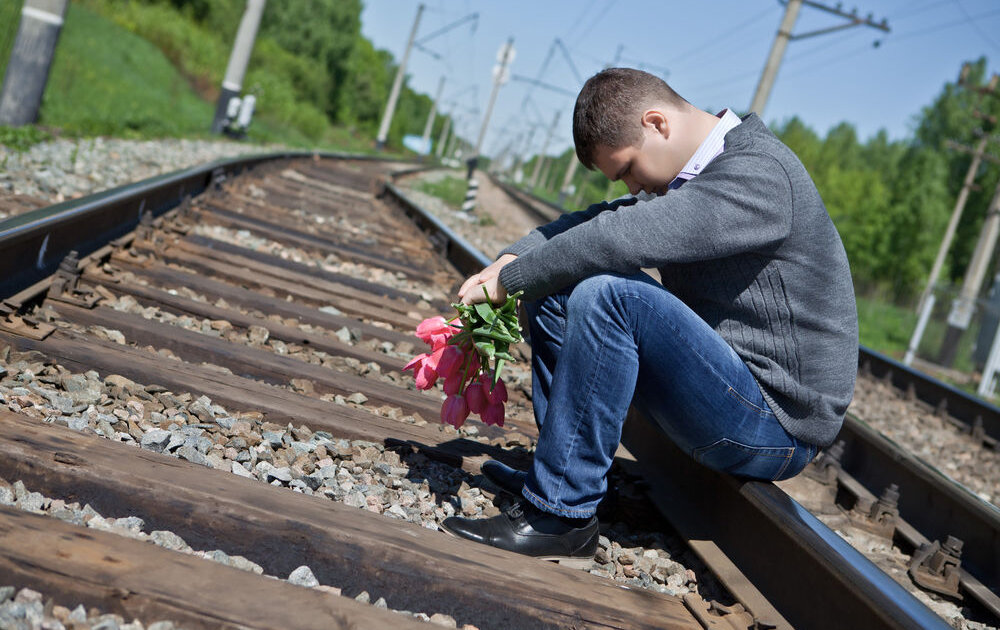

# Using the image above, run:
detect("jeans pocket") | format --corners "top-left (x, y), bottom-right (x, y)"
top-left (693, 438), bottom-right (795, 481)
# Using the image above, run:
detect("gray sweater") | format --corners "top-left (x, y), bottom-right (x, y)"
top-left (497, 114), bottom-right (858, 446)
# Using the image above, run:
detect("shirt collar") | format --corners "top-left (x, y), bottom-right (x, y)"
top-left (668, 108), bottom-right (742, 189)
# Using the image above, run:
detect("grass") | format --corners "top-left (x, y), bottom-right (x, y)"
top-left (0, 126), bottom-right (53, 152)
top-left (856, 296), bottom-right (916, 358)
top-left (415, 175), bottom-right (468, 210)
top-left (39, 3), bottom-right (214, 139)
top-left (0, 2), bottom-right (406, 155)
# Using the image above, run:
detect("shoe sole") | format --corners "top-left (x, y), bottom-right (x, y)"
top-left (438, 523), bottom-right (595, 569)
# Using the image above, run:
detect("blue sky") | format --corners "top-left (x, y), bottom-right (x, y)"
top-left (360, 1), bottom-right (1000, 158)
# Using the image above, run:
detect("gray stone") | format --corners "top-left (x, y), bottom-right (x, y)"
top-left (165, 432), bottom-right (186, 453)
top-left (229, 555), bottom-right (264, 574)
top-left (176, 445), bottom-right (211, 467)
top-left (113, 516), bottom-right (145, 531)
top-left (140, 429), bottom-right (171, 452)
top-left (0, 586), bottom-right (14, 604)
top-left (288, 565), bottom-right (319, 587)
top-left (68, 605), bottom-right (87, 623)
top-left (334, 326), bottom-right (352, 343)
top-left (289, 441), bottom-right (315, 457)
top-left (301, 472), bottom-right (324, 491)
top-left (231, 461), bottom-right (254, 478)
top-left (92, 618), bottom-right (121, 630)
top-left (248, 325), bottom-right (270, 345)
top-left (189, 396), bottom-right (215, 421)
top-left (262, 431), bottom-right (284, 448)
top-left (321, 306), bottom-right (344, 317)
top-left (215, 416), bottom-right (237, 430)
top-left (266, 467), bottom-right (293, 484)
top-left (0, 486), bottom-right (14, 506)
top-left (151, 530), bottom-right (188, 551)
top-left (67, 416), bottom-right (90, 432)
top-left (354, 591), bottom-right (370, 604)
top-left (345, 392), bottom-right (368, 405)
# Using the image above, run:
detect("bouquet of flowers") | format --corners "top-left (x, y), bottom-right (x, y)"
top-left (404, 291), bottom-right (523, 429)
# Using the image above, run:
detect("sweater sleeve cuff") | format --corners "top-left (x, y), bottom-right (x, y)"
top-left (498, 258), bottom-right (527, 297)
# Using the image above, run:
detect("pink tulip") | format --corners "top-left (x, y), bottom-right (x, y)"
top-left (416, 316), bottom-right (457, 346)
top-left (402, 353), bottom-right (429, 373)
top-left (482, 401), bottom-right (505, 427)
top-left (414, 362), bottom-right (438, 390)
top-left (464, 382), bottom-right (488, 415)
top-left (482, 375), bottom-right (508, 405)
top-left (434, 345), bottom-right (464, 379)
top-left (442, 370), bottom-right (464, 395)
top-left (441, 394), bottom-right (470, 429)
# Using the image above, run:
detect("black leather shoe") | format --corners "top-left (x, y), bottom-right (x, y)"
top-left (480, 459), bottom-right (527, 496)
top-left (440, 500), bottom-right (599, 566)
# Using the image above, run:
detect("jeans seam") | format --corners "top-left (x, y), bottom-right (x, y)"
top-left (725, 386), bottom-right (775, 417)
top-left (772, 450), bottom-right (793, 480)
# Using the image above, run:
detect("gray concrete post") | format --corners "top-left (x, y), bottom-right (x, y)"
top-left (211, 0), bottom-right (266, 134)
top-left (0, 0), bottom-right (69, 126)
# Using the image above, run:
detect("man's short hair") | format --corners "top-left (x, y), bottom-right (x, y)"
top-left (573, 68), bottom-right (689, 169)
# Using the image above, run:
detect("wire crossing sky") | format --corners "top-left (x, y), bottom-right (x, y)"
top-left (361, 0), bottom-right (1000, 157)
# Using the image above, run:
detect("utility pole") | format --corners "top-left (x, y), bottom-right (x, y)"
top-left (470, 38), bottom-right (515, 176)
top-left (0, 0), bottom-right (69, 126)
top-left (435, 116), bottom-right (450, 158)
top-left (929, 70), bottom-right (1000, 367)
top-left (210, 0), bottom-right (266, 134)
top-left (558, 155), bottom-right (580, 205)
top-left (940, 179), bottom-right (1000, 366)
top-left (749, 0), bottom-right (889, 116)
top-left (420, 76), bottom-right (445, 155)
top-left (376, 3), bottom-right (424, 150)
top-left (917, 68), bottom-right (999, 317)
top-left (529, 110), bottom-right (560, 189)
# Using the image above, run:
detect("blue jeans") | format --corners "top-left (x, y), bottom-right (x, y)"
top-left (521, 272), bottom-right (818, 518)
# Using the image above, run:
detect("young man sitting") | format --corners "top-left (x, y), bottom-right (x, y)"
top-left (440, 68), bottom-right (858, 563)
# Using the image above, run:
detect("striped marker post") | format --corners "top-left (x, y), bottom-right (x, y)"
top-left (461, 178), bottom-right (478, 213)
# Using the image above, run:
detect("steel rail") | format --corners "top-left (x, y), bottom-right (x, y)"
top-left (0, 150), bottom-right (407, 300)
top-left (0, 156), bottom-right (957, 628)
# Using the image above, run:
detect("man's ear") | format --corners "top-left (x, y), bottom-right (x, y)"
top-left (641, 109), bottom-right (670, 140)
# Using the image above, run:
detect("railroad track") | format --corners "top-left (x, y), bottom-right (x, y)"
top-left (487, 174), bottom-right (1000, 627)
top-left (0, 153), bottom-right (976, 629)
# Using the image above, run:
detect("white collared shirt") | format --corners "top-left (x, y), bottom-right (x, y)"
top-left (667, 108), bottom-right (742, 190)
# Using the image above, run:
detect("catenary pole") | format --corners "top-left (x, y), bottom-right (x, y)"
top-left (435, 116), bottom-right (450, 158)
top-left (750, 0), bottom-right (889, 116)
top-left (0, 0), bottom-right (69, 126)
top-left (938, 173), bottom-right (1000, 367)
top-left (421, 76), bottom-right (445, 152)
top-left (558, 155), bottom-right (581, 204)
top-left (470, 38), bottom-right (515, 174)
top-left (916, 71), bottom-right (998, 316)
top-left (376, 3), bottom-right (424, 150)
top-left (749, 0), bottom-right (802, 116)
top-left (211, 0), bottom-right (266, 134)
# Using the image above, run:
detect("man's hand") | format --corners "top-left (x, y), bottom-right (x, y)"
top-left (458, 254), bottom-right (517, 305)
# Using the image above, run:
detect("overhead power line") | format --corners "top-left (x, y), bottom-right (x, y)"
top-left (749, 0), bottom-right (890, 116)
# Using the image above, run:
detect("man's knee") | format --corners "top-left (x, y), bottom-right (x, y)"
top-left (566, 273), bottom-right (633, 313)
